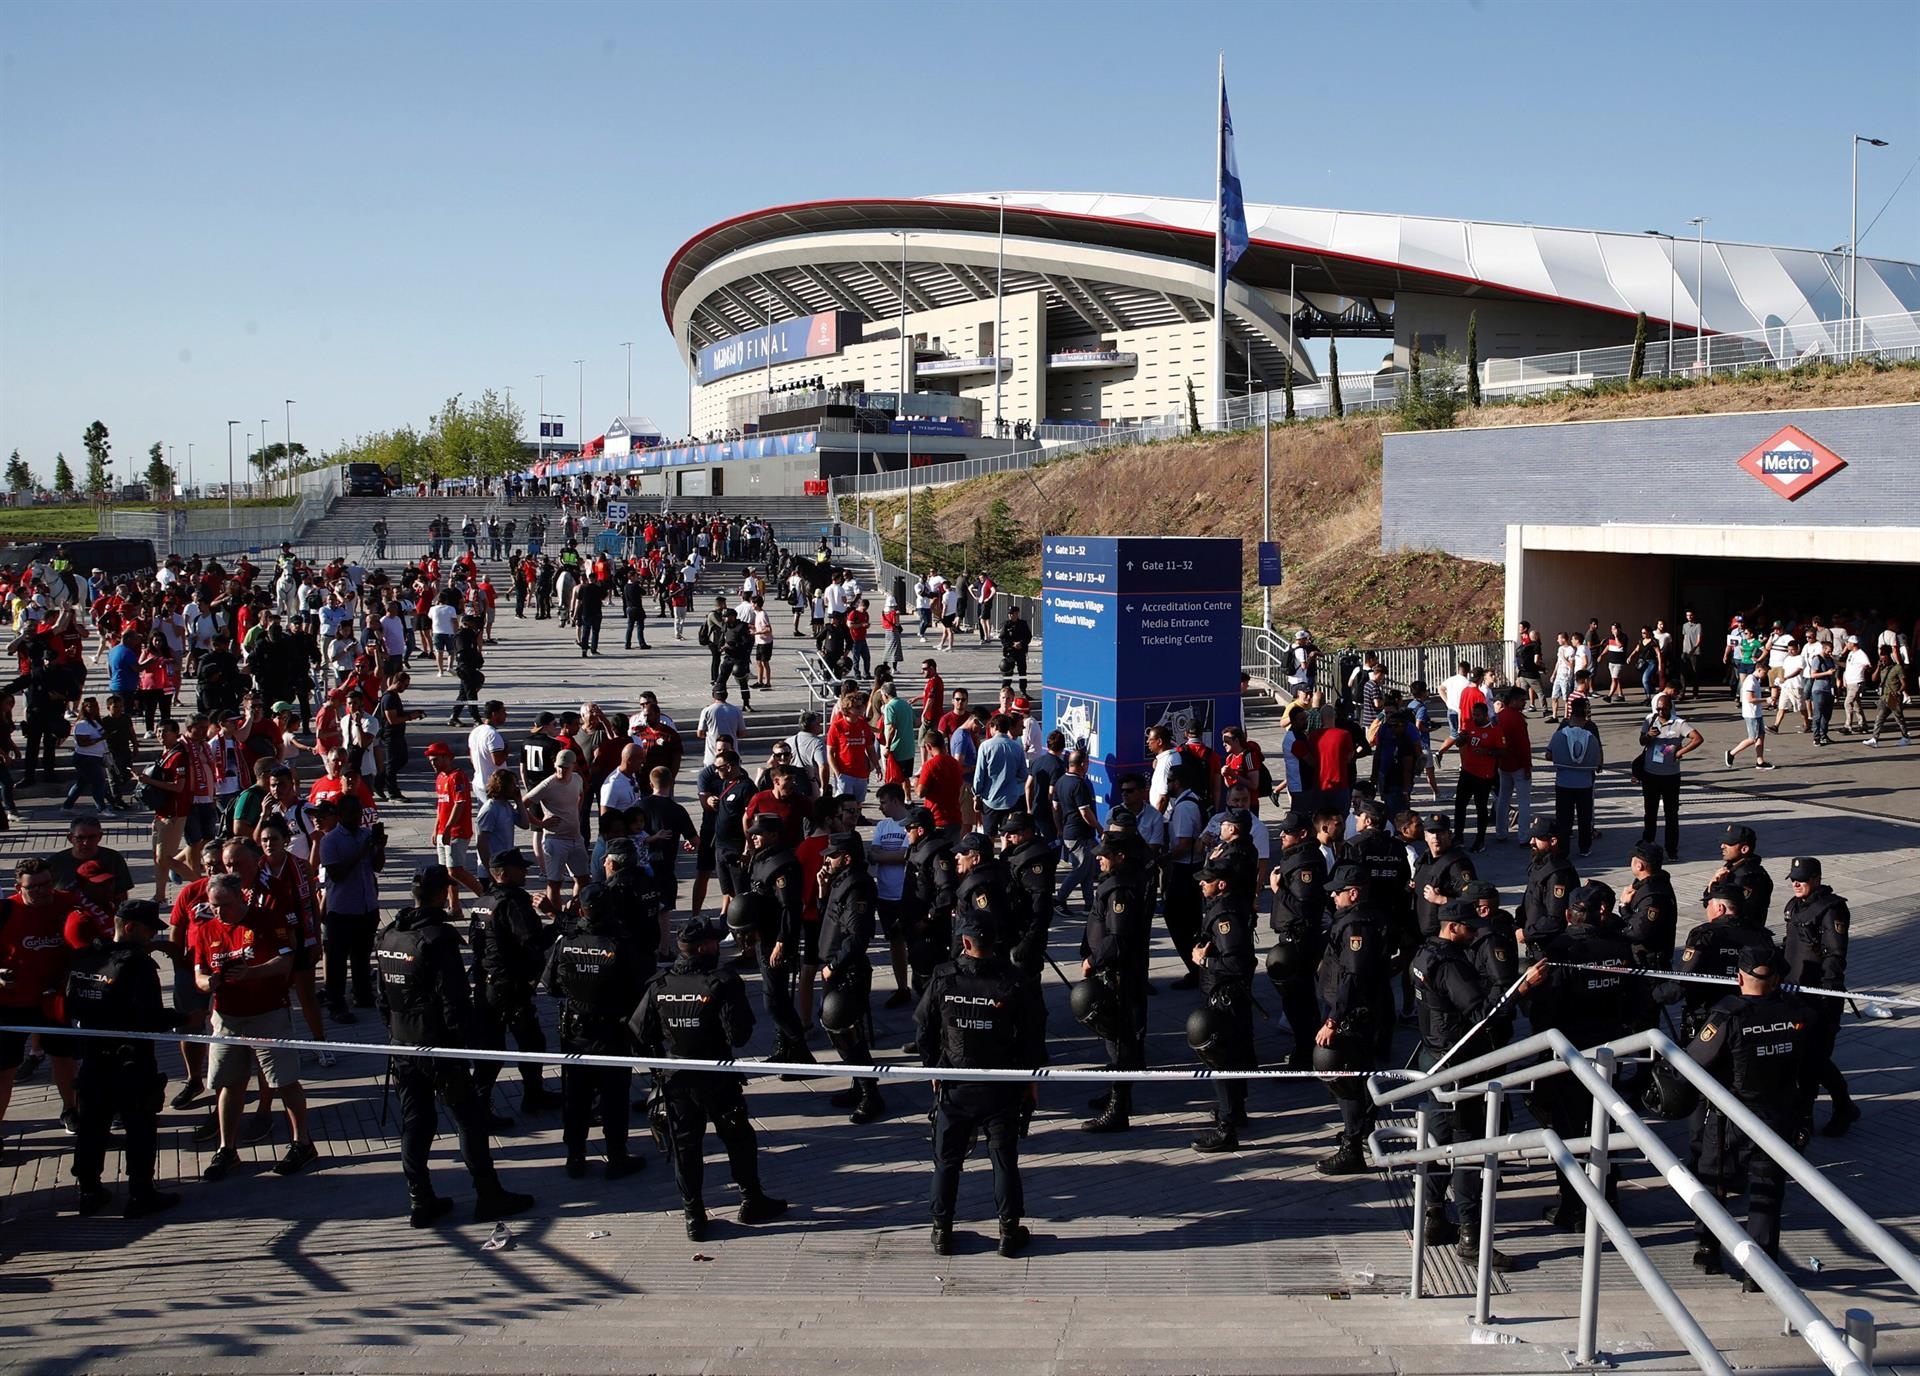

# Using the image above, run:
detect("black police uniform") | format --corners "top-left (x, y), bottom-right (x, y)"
top-left (1346, 824), bottom-right (1417, 1039)
top-left (1529, 918), bottom-right (1634, 1228)
top-left (954, 856), bottom-right (1019, 954)
top-left (543, 899), bottom-right (652, 1174)
top-left (1002, 833), bottom-right (1057, 979)
top-left (1705, 853), bottom-right (1774, 931)
top-left (745, 841), bottom-right (809, 1056)
top-left (1781, 880), bottom-right (1853, 1131)
top-left (1688, 988), bottom-right (1809, 1275)
top-left (1664, 917), bottom-right (1777, 1041)
top-left (818, 855), bottom-right (884, 1120)
top-left (1316, 899), bottom-right (1387, 1165)
top-left (904, 832), bottom-right (958, 992)
top-left (470, 881), bottom-right (555, 1106)
top-left (1208, 833), bottom-right (1260, 904)
top-left (916, 936), bottom-right (1047, 1245)
top-left (1521, 848), bottom-right (1580, 952)
top-left (375, 905), bottom-right (524, 1218)
top-left (1080, 857), bottom-right (1150, 1128)
top-left (1193, 887), bottom-right (1258, 1141)
top-left (631, 948), bottom-right (780, 1229)
top-left (64, 932), bottom-right (172, 1211)
top-left (1410, 929), bottom-right (1494, 1228)
top-left (1464, 915), bottom-right (1519, 1046)
top-left (1267, 837), bottom-right (1327, 1068)
top-left (1413, 841), bottom-right (1475, 940)
top-left (1621, 871), bottom-right (1679, 969)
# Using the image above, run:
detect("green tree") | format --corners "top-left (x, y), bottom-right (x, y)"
top-left (1327, 339), bottom-right (1344, 417)
top-left (53, 452), bottom-right (75, 494)
top-left (1407, 335), bottom-right (1423, 399)
top-left (1628, 311), bottom-right (1648, 382)
top-left (1466, 311), bottom-right (1483, 405)
top-left (1282, 357), bottom-right (1295, 421)
top-left (427, 389), bottom-right (525, 481)
top-left (82, 419), bottom-right (111, 495)
top-left (4, 449), bottom-right (30, 491)
top-left (1184, 377), bottom-right (1201, 432)
top-left (1397, 347), bottom-right (1466, 431)
top-left (145, 442), bottom-right (175, 497)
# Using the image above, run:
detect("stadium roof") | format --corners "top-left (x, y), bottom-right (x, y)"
top-left (664, 192), bottom-right (1920, 377)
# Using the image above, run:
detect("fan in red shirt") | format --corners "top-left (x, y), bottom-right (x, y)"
top-left (255, 815), bottom-right (330, 1050)
top-left (825, 703), bottom-right (875, 795)
top-left (743, 769), bottom-right (808, 850)
top-left (914, 733), bottom-right (963, 831)
top-left (0, 859), bottom-right (98, 1129)
top-left (917, 663), bottom-right (945, 730)
top-left (1434, 699), bottom-right (1504, 851)
top-left (1178, 723), bottom-right (1224, 808)
top-left (1218, 725), bottom-right (1267, 809)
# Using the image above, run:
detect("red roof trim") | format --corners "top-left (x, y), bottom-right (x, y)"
top-left (660, 197), bottom-right (1696, 338)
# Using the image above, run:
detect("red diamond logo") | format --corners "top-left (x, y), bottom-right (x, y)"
top-left (1737, 425), bottom-right (1846, 500)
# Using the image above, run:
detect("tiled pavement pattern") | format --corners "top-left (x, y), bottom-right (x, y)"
top-left (2, 579), bottom-right (1916, 1373)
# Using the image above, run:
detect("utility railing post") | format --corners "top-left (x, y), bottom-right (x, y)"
top-left (1410, 1102), bottom-right (1433, 1300)
top-left (1474, 1081), bottom-right (1503, 1324)
top-left (1576, 1048), bottom-right (1615, 1366)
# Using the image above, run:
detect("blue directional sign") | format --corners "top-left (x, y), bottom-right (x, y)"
top-left (1042, 536), bottom-right (1243, 817)
top-left (1257, 540), bottom-right (1284, 587)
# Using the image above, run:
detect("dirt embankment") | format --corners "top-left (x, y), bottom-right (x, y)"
top-left (842, 361), bottom-right (1916, 645)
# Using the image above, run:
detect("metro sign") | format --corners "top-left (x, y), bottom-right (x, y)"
top-left (1737, 425), bottom-right (1847, 500)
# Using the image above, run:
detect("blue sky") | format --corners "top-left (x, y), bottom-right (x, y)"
top-left (2, 0), bottom-right (1915, 481)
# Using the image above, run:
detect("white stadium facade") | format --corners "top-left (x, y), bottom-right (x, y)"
top-left (536, 192), bottom-right (1920, 494)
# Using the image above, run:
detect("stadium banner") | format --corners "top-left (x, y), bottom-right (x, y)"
top-left (696, 311), bottom-right (864, 383)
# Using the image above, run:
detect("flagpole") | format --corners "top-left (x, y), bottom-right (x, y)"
top-left (1211, 52), bottom-right (1227, 430)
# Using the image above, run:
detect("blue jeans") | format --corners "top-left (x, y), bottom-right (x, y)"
top-left (65, 753), bottom-right (111, 809)
top-left (1810, 688), bottom-right (1834, 741)
top-left (1054, 836), bottom-right (1097, 909)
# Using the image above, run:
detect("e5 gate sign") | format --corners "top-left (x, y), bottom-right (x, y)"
top-left (1041, 536), bottom-right (1242, 815)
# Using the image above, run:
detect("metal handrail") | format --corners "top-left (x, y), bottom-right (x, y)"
top-left (1369, 1027), bottom-right (1907, 1374)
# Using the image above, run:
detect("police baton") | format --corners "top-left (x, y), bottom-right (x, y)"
top-left (379, 1055), bottom-right (392, 1128)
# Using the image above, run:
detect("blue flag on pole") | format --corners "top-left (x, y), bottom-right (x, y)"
top-left (1219, 77), bottom-right (1249, 278)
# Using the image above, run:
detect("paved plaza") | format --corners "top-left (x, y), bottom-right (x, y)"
top-left (2, 577), bottom-right (1917, 1374)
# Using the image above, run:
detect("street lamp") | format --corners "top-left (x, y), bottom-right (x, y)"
top-left (574, 359), bottom-right (585, 457)
top-left (285, 399), bottom-right (295, 497)
top-left (536, 372), bottom-right (546, 470)
top-left (1849, 135), bottom-right (1890, 359)
top-left (226, 421), bottom-right (239, 525)
top-left (1688, 217), bottom-right (1708, 372)
top-left (186, 442), bottom-right (193, 498)
top-left (1643, 230), bottom-right (1678, 376)
top-left (621, 341), bottom-right (633, 416)
top-left (259, 417), bottom-right (269, 495)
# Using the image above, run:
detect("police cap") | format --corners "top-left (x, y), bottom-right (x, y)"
top-left (1355, 799), bottom-right (1388, 826)
top-left (953, 910), bottom-right (991, 943)
top-left (1095, 840), bottom-right (1132, 862)
top-left (115, 899), bottom-right (164, 933)
top-left (1222, 807), bottom-right (1254, 832)
top-left (413, 862), bottom-right (452, 892)
top-left (825, 831), bottom-right (865, 860)
top-left (1194, 859), bottom-right (1236, 884)
top-left (1425, 811), bottom-right (1453, 833)
top-left (1278, 808), bottom-right (1309, 834)
top-left (1704, 879), bottom-right (1743, 907)
top-left (1105, 806), bottom-right (1138, 832)
top-left (1738, 943), bottom-right (1780, 977)
top-left (488, 847), bottom-right (531, 871)
top-left (1631, 842), bottom-right (1666, 868)
top-left (747, 814), bottom-right (783, 837)
top-left (1000, 810), bottom-right (1035, 834)
top-left (1722, 823), bottom-right (1757, 848)
top-left (678, 916), bottom-right (723, 948)
top-left (953, 832), bottom-right (992, 856)
top-left (1787, 856), bottom-right (1821, 882)
top-left (1461, 879), bottom-right (1500, 905)
top-left (905, 806), bottom-right (938, 831)
top-left (1569, 881), bottom-right (1615, 915)
top-left (1327, 862), bottom-right (1365, 892)
top-left (1439, 898), bottom-right (1480, 929)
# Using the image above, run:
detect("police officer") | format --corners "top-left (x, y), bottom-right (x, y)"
top-left (1619, 843), bottom-right (1678, 969)
top-left (998, 811), bottom-right (1056, 982)
top-left (375, 865), bottom-right (535, 1226)
top-left (1461, 882), bottom-right (1519, 1048)
top-left (543, 883), bottom-right (652, 1179)
top-left (1267, 809), bottom-right (1327, 1070)
top-left (1207, 807), bottom-right (1261, 902)
top-left (1517, 881), bottom-right (1633, 1231)
top-left (580, 838), bottom-right (664, 956)
top-left (917, 909), bottom-right (1047, 1257)
top-left (817, 832), bottom-right (885, 1124)
top-left (1663, 882), bottom-right (1777, 1044)
top-left (471, 848), bottom-right (558, 1117)
top-left (1078, 839), bottom-right (1149, 1133)
top-left (1346, 799), bottom-right (1416, 1050)
top-left (743, 814), bottom-right (813, 1066)
top-left (902, 807), bottom-right (957, 997)
top-left (64, 899), bottom-right (177, 1218)
top-left (953, 832), bottom-right (1017, 953)
top-left (1413, 813), bottom-right (1475, 941)
top-left (1687, 943), bottom-right (1808, 1290)
top-left (1186, 858), bottom-right (1256, 1153)
top-left (631, 916), bottom-right (787, 1241)
top-left (1315, 863), bottom-right (1387, 1176)
top-left (1703, 824), bottom-right (1774, 930)
top-left (1409, 898), bottom-right (1510, 1266)
top-left (1780, 856), bottom-right (1857, 1138)
top-left (1519, 817), bottom-right (1580, 954)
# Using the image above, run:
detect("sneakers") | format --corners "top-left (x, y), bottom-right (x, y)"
top-left (1723, 748), bottom-right (1735, 768)
top-left (274, 1140), bottom-right (319, 1176)
top-left (738, 1194), bottom-right (788, 1225)
top-left (60, 1108), bottom-right (80, 1136)
top-left (1754, 761), bottom-right (1776, 771)
top-left (474, 1189), bottom-right (536, 1223)
top-left (169, 1081), bottom-right (205, 1111)
top-left (201, 1146), bottom-right (240, 1181)
top-left (316, 1048), bottom-right (337, 1068)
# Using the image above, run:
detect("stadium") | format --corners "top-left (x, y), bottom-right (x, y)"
top-left (534, 192), bottom-right (1920, 495)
